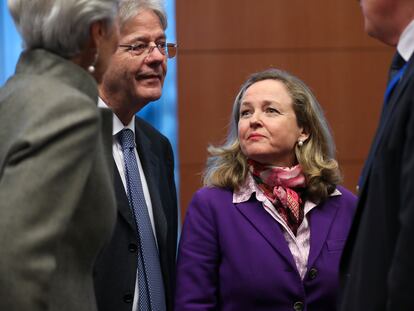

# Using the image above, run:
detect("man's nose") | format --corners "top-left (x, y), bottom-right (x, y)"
top-left (144, 45), bottom-right (165, 63)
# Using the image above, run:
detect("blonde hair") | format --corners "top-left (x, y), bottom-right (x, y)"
top-left (203, 68), bottom-right (342, 203)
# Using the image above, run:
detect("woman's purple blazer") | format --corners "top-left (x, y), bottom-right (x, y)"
top-left (175, 186), bottom-right (357, 311)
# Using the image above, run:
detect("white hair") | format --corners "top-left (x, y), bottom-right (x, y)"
top-left (118, 0), bottom-right (167, 30)
top-left (8, 0), bottom-right (119, 58)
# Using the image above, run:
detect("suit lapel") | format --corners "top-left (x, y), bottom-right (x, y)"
top-left (359, 55), bottom-right (414, 192)
top-left (236, 200), bottom-right (297, 270)
top-left (135, 123), bottom-right (168, 251)
top-left (114, 164), bottom-right (136, 229)
top-left (307, 198), bottom-right (340, 268)
top-left (98, 108), bottom-right (114, 169)
top-left (101, 107), bottom-right (136, 229)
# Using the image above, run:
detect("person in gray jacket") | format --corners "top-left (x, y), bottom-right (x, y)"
top-left (0, 0), bottom-right (120, 310)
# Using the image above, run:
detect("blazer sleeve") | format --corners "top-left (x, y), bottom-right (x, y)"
top-left (387, 92), bottom-right (414, 310)
top-left (175, 189), bottom-right (220, 310)
top-left (161, 134), bottom-right (179, 310)
top-left (164, 135), bottom-right (178, 234)
top-left (0, 95), bottom-right (100, 310)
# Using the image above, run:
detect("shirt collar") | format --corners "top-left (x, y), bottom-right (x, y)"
top-left (98, 97), bottom-right (136, 137)
top-left (233, 172), bottom-right (342, 206)
top-left (397, 19), bottom-right (414, 62)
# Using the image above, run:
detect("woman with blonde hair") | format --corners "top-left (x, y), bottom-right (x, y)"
top-left (175, 68), bottom-right (357, 311)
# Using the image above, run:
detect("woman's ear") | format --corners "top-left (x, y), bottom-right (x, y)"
top-left (70, 20), bottom-right (106, 74)
top-left (298, 128), bottom-right (310, 143)
top-left (89, 20), bottom-right (107, 50)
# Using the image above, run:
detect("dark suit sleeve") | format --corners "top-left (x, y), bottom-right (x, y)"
top-left (0, 96), bottom-right (99, 310)
top-left (164, 135), bottom-right (178, 230)
top-left (162, 134), bottom-right (179, 310)
top-left (175, 190), bottom-right (220, 310)
top-left (387, 90), bottom-right (414, 310)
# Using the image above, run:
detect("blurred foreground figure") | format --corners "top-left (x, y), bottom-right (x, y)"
top-left (0, 0), bottom-right (120, 310)
top-left (339, 0), bottom-right (414, 310)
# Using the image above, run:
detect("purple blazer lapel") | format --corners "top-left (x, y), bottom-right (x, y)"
top-left (307, 197), bottom-right (340, 268)
top-left (235, 199), bottom-right (297, 270)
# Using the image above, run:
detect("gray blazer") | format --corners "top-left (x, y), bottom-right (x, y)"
top-left (0, 49), bottom-right (116, 311)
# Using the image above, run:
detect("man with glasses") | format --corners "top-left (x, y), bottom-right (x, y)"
top-left (93, 1), bottom-right (178, 311)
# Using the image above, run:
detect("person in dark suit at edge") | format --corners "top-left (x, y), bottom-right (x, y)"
top-left (339, 0), bottom-right (414, 310)
top-left (93, 0), bottom-right (178, 310)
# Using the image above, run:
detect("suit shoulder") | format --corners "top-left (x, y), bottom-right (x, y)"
top-left (191, 186), bottom-right (233, 206)
top-left (336, 185), bottom-right (357, 202)
top-left (0, 75), bottom-right (99, 150)
top-left (135, 117), bottom-right (170, 142)
top-left (330, 185), bottom-right (358, 214)
top-left (185, 187), bottom-right (234, 223)
top-left (1, 73), bottom-right (97, 117)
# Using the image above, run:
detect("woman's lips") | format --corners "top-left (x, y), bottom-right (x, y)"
top-left (248, 133), bottom-right (265, 140)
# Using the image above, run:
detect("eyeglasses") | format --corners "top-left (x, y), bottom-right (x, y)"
top-left (118, 42), bottom-right (177, 59)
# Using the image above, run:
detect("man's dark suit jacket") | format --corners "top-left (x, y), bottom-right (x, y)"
top-left (339, 53), bottom-right (414, 310)
top-left (94, 117), bottom-right (178, 311)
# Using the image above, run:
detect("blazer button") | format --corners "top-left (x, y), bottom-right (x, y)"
top-left (123, 293), bottom-right (133, 303)
top-left (124, 293), bottom-right (134, 303)
top-left (293, 301), bottom-right (304, 311)
top-left (308, 267), bottom-right (318, 280)
top-left (128, 243), bottom-right (138, 253)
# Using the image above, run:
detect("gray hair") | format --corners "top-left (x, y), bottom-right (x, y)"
top-left (118, 0), bottom-right (167, 30)
top-left (8, 0), bottom-right (119, 58)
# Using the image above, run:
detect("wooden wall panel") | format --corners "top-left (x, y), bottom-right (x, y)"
top-left (177, 0), bottom-right (378, 49)
top-left (176, 0), bottom-right (394, 215)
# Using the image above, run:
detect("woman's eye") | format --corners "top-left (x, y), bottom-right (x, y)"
top-left (240, 110), bottom-right (251, 117)
top-left (266, 107), bottom-right (279, 113)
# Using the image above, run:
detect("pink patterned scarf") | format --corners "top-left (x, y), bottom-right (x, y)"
top-left (248, 159), bottom-right (306, 235)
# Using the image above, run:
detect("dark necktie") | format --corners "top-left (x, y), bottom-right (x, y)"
top-left (358, 52), bottom-right (408, 189)
top-left (384, 52), bottom-right (408, 104)
top-left (118, 129), bottom-right (166, 311)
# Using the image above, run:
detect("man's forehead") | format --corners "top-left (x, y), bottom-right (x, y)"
top-left (120, 12), bottom-right (165, 41)
top-left (121, 10), bottom-right (164, 30)
top-left (122, 32), bottom-right (166, 43)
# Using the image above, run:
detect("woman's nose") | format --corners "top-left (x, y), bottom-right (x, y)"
top-left (249, 112), bottom-right (262, 127)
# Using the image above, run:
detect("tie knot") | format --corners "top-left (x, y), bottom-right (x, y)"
top-left (118, 128), bottom-right (135, 150)
top-left (391, 52), bottom-right (406, 71)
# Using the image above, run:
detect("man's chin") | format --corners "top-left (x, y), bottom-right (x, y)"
top-left (139, 91), bottom-right (163, 103)
top-left (133, 83), bottom-right (163, 100)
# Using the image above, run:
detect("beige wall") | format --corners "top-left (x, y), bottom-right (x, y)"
top-left (176, 0), bottom-right (393, 216)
